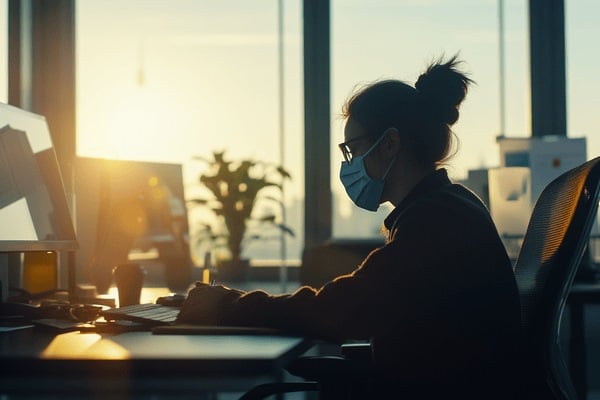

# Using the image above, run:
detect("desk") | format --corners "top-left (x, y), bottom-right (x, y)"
top-left (568, 282), bottom-right (600, 400)
top-left (0, 328), bottom-right (312, 397)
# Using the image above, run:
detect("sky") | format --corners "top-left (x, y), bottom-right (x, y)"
top-left (2, 0), bottom-right (599, 253)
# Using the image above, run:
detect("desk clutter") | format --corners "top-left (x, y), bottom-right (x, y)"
top-left (0, 286), bottom-right (187, 333)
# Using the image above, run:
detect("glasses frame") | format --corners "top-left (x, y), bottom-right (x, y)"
top-left (338, 134), bottom-right (375, 164)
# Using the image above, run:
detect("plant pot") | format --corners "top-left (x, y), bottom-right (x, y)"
top-left (216, 259), bottom-right (250, 282)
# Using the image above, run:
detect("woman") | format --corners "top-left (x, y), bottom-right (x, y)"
top-left (178, 55), bottom-right (522, 396)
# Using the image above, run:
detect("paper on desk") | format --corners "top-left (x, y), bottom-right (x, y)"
top-left (33, 319), bottom-right (95, 331)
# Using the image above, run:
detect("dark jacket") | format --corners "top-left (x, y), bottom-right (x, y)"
top-left (220, 169), bottom-right (522, 388)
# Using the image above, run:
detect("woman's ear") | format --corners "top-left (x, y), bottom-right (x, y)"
top-left (382, 127), bottom-right (401, 158)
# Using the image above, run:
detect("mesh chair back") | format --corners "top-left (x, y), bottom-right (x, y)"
top-left (513, 156), bottom-right (600, 399)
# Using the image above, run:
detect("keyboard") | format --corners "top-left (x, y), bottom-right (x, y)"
top-left (101, 303), bottom-right (180, 325)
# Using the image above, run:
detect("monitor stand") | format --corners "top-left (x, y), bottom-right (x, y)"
top-left (0, 253), bottom-right (7, 303)
top-left (0, 253), bottom-right (21, 303)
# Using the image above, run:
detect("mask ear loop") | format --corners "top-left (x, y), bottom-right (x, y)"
top-left (360, 128), bottom-right (398, 180)
top-left (362, 131), bottom-right (388, 158)
top-left (380, 155), bottom-right (397, 181)
top-left (378, 128), bottom-right (399, 181)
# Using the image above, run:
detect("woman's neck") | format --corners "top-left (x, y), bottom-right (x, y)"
top-left (385, 166), bottom-right (434, 207)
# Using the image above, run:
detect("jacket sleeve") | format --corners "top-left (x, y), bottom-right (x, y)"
top-left (219, 200), bottom-right (470, 343)
top-left (219, 265), bottom-right (385, 342)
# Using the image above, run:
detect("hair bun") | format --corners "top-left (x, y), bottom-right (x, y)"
top-left (415, 55), bottom-right (473, 125)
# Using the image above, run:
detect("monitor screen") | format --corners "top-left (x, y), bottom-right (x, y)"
top-left (0, 103), bottom-right (78, 252)
top-left (74, 157), bottom-right (191, 293)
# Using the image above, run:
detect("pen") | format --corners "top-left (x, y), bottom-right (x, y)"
top-left (202, 252), bottom-right (212, 284)
top-left (195, 279), bottom-right (217, 287)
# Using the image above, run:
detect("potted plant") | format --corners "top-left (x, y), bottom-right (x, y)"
top-left (189, 150), bottom-right (294, 281)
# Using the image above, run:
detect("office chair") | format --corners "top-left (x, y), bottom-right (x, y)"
top-left (239, 156), bottom-right (600, 400)
top-left (512, 156), bottom-right (600, 400)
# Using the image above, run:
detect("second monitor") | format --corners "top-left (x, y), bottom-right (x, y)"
top-left (74, 157), bottom-right (192, 294)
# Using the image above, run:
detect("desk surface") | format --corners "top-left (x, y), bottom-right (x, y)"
top-left (0, 327), bottom-right (312, 395)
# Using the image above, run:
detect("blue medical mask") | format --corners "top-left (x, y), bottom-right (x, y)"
top-left (339, 133), bottom-right (396, 211)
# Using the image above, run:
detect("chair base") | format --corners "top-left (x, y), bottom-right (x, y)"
top-left (238, 381), bottom-right (319, 400)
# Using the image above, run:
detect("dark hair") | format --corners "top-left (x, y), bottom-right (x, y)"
top-left (342, 55), bottom-right (474, 167)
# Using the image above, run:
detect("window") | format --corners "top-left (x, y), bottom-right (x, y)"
top-left (566, 0), bottom-right (600, 256)
top-left (566, 0), bottom-right (600, 161)
top-left (0, 0), bottom-right (7, 103)
top-left (76, 1), bottom-right (303, 266)
top-left (331, 0), bottom-right (529, 238)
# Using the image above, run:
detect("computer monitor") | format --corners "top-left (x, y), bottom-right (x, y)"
top-left (74, 157), bottom-right (192, 294)
top-left (0, 104), bottom-right (77, 251)
top-left (0, 103), bottom-right (78, 301)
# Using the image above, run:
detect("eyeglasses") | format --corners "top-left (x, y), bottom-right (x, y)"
top-left (338, 134), bottom-right (374, 164)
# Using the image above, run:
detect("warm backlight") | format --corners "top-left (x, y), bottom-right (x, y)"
top-left (41, 332), bottom-right (130, 359)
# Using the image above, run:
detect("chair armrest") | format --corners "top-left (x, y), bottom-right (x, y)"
top-left (238, 381), bottom-right (319, 400)
top-left (286, 355), bottom-right (374, 381)
top-left (341, 342), bottom-right (373, 362)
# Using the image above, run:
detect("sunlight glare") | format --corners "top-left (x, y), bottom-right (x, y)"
top-left (104, 87), bottom-right (162, 160)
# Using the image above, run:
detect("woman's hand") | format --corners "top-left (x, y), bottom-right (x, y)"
top-left (176, 283), bottom-right (240, 325)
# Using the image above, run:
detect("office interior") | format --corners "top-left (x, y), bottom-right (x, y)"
top-left (1, 0), bottom-right (600, 399)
